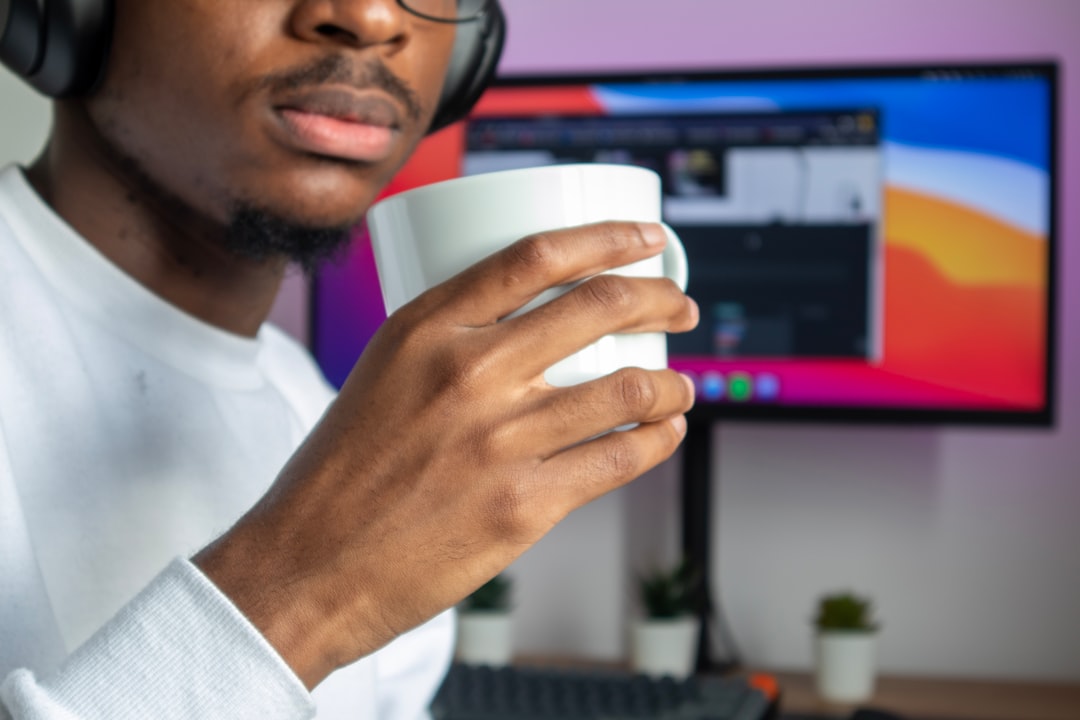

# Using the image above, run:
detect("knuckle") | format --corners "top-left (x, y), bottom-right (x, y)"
top-left (510, 232), bottom-right (558, 273)
top-left (602, 435), bottom-right (642, 479)
top-left (581, 274), bottom-right (635, 315)
top-left (431, 342), bottom-right (489, 393)
top-left (376, 310), bottom-right (438, 362)
top-left (469, 421), bottom-right (514, 465)
top-left (614, 368), bottom-right (659, 415)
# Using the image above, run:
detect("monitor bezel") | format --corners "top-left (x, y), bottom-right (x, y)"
top-left (310, 60), bottom-right (1060, 428)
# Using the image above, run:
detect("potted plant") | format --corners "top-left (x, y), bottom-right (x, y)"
top-left (456, 574), bottom-right (514, 666)
top-left (630, 559), bottom-right (700, 678)
top-left (812, 591), bottom-right (880, 703)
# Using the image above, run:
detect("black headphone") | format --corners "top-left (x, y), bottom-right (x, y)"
top-left (0, 0), bottom-right (505, 133)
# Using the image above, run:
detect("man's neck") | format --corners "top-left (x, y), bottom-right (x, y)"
top-left (26, 103), bottom-right (287, 338)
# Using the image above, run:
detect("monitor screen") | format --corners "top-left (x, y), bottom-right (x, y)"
top-left (311, 62), bottom-right (1058, 426)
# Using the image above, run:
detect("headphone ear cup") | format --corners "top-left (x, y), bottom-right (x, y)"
top-left (428, 0), bottom-right (505, 134)
top-left (1, 0), bottom-right (111, 97)
top-left (30, 0), bottom-right (111, 96)
top-left (1, 0), bottom-right (47, 77)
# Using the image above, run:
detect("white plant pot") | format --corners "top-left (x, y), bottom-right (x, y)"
top-left (630, 616), bottom-right (699, 679)
top-left (814, 631), bottom-right (878, 704)
top-left (456, 612), bottom-right (513, 666)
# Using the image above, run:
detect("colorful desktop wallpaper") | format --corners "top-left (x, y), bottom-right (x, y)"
top-left (312, 68), bottom-right (1053, 418)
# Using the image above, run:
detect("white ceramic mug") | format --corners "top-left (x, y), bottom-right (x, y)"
top-left (367, 163), bottom-right (688, 387)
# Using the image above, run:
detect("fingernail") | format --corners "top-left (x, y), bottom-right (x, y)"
top-left (670, 414), bottom-right (688, 436)
top-left (641, 223), bottom-right (667, 247)
top-left (681, 373), bottom-right (697, 401)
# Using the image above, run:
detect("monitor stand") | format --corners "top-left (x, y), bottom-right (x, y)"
top-left (681, 419), bottom-right (742, 675)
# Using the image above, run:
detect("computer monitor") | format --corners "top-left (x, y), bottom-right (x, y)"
top-left (311, 61), bottom-right (1058, 427)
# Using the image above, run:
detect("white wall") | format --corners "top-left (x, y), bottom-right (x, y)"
top-left (0, 67), bottom-right (50, 165)
top-left (4, 0), bottom-right (1077, 682)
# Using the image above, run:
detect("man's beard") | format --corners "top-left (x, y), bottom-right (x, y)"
top-left (220, 52), bottom-right (424, 269)
top-left (80, 50), bottom-right (426, 273)
top-left (101, 143), bottom-right (356, 271)
top-left (84, 108), bottom-right (357, 272)
top-left (223, 203), bottom-right (353, 272)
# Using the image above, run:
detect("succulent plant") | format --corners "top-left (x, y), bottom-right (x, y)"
top-left (814, 592), bottom-right (879, 632)
top-left (462, 574), bottom-right (513, 613)
top-left (639, 559), bottom-right (700, 619)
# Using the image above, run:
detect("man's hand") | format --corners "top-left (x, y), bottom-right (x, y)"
top-left (193, 221), bottom-right (699, 688)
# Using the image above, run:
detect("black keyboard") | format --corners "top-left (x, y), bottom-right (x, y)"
top-left (431, 662), bottom-right (775, 720)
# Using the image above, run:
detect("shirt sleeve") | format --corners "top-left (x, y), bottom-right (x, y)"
top-left (0, 558), bottom-right (316, 720)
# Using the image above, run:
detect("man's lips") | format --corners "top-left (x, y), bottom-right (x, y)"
top-left (272, 88), bottom-right (405, 163)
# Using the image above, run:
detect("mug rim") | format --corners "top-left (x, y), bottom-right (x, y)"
top-left (367, 162), bottom-right (660, 213)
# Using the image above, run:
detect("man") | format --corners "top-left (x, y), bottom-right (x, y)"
top-left (0, 1), bottom-right (698, 718)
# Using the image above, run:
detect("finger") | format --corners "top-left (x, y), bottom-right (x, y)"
top-left (525, 369), bottom-right (696, 457)
top-left (539, 415), bottom-right (689, 512)
top-left (413, 221), bottom-right (669, 326)
top-left (494, 274), bottom-right (698, 381)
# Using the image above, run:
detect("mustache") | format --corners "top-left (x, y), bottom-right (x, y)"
top-left (258, 54), bottom-right (424, 123)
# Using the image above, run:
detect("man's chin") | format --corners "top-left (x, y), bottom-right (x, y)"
top-left (223, 203), bottom-right (357, 271)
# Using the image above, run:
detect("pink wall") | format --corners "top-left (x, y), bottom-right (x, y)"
top-left (481, 0), bottom-right (1080, 680)
top-left (499, 1), bottom-right (1075, 72)
top-left (272, 0), bottom-right (1080, 678)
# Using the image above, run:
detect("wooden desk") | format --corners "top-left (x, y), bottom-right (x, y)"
top-left (756, 670), bottom-right (1080, 720)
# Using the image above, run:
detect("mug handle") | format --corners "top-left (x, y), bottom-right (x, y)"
top-left (660, 222), bottom-right (689, 291)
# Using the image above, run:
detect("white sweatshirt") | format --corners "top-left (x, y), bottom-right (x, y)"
top-left (0, 165), bottom-right (454, 719)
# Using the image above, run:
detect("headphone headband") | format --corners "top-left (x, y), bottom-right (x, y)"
top-left (1, 0), bottom-right (504, 131)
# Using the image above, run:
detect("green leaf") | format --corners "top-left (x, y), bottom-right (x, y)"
top-left (638, 559), bottom-right (701, 619)
top-left (813, 591), bottom-right (878, 631)
top-left (463, 574), bottom-right (513, 613)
